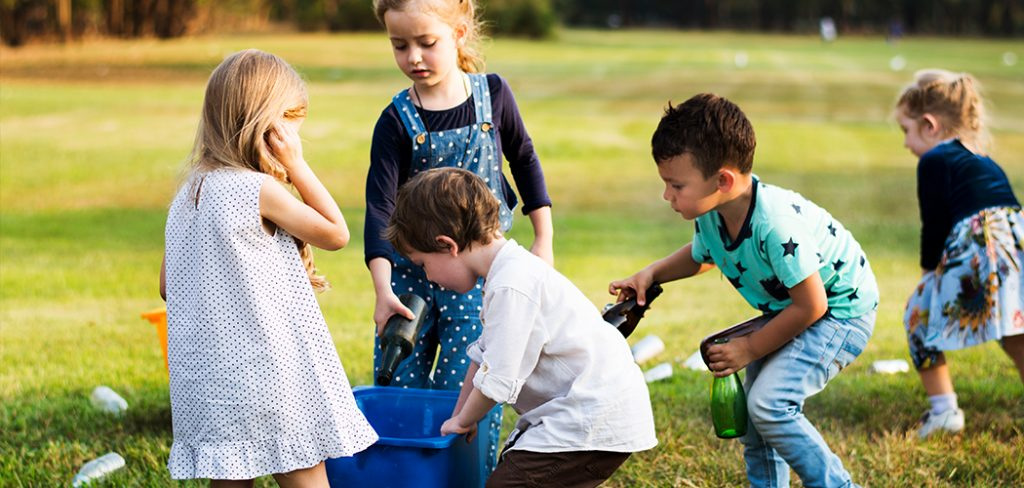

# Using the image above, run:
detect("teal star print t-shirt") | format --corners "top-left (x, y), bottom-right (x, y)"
top-left (691, 178), bottom-right (879, 319)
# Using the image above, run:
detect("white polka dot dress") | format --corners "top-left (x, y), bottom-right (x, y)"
top-left (163, 168), bottom-right (377, 480)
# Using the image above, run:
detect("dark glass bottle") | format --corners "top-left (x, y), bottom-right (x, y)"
top-left (602, 283), bottom-right (663, 338)
top-left (709, 339), bottom-right (748, 439)
top-left (375, 293), bottom-right (428, 386)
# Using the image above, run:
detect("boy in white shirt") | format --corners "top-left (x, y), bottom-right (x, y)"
top-left (384, 167), bottom-right (657, 487)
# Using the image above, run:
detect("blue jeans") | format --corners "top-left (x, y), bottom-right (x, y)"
top-left (741, 311), bottom-right (874, 488)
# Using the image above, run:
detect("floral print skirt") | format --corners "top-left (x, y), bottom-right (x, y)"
top-left (904, 206), bottom-right (1024, 369)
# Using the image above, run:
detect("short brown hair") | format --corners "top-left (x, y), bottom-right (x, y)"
top-left (384, 168), bottom-right (501, 255)
top-left (651, 93), bottom-right (756, 178)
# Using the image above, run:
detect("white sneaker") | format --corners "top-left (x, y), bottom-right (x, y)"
top-left (918, 408), bottom-right (964, 439)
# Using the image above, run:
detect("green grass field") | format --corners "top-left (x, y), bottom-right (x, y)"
top-left (1, 29), bottom-right (1022, 486)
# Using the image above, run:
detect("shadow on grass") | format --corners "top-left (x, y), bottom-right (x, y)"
top-left (2, 382), bottom-right (172, 447)
top-left (803, 374), bottom-right (1023, 442)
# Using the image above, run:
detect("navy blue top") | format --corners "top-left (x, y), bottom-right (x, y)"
top-left (917, 139), bottom-right (1020, 269)
top-left (365, 73), bottom-right (551, 264)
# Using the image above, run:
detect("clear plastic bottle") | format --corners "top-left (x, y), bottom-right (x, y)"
top-left (90, 386), bottom-right (128, 415)
top-left (643, 362), bottom-right (673, 383)
top-left (630, 334), bottom-right (665, 364)
top-left (72, 452), bottom-right (125, 487)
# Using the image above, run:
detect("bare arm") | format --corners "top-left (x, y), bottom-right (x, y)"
top-left (452, 361), bottom-right (479, 416)
top-left (441, 363), bottom-right (495, 442)
top-left (259, 121), bottom-right (349, 250)
top-left (159, 253), bottom-right (166, 301)
top-left (368, 256), bottom-right (414, 336)
top-left (526, 206), bottom-right (553, 266)
top-left (706, 272), bottom-right (828, 377)
top-left (608, 243), bottom-right (715, 305)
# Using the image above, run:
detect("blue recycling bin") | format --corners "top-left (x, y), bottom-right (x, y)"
top-left (326, 386), bottom-right (499, 488)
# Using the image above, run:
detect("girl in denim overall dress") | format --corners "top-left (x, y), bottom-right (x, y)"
top-left (365, 0), bottom-right (554, 473)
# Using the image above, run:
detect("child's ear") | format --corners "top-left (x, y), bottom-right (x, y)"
top-left (436, 235), bottom-right (460, 256)
top-left (920, 113), bottom-right (942, 136)
top-left (717, 168), bottom-right (737, 193)
top-left (454, 23), bottom-right (468, 45)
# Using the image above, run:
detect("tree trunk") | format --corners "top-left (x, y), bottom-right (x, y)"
top-left (57, 0), bottom-right (72, 41)
top-left (109, 0), bottom-right (124, 36)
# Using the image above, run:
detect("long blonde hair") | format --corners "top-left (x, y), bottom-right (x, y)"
top-left (373, 0), bottom-right (486, 73)
top-left (896, 69), bottom-right (990, 153)
top-left (185, 49), bottom-right (329, 292)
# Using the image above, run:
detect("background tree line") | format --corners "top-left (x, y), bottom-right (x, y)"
top-left (1, 0), bottom-right (1020, 47)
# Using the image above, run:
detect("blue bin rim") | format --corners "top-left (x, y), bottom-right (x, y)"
top-left (353, 385), bottom-right (461, 449)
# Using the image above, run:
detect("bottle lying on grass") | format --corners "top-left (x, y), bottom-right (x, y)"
top-left (72, 452), bottom-right (125, 487)
top-left (89, 386), bottom-right (127, 415)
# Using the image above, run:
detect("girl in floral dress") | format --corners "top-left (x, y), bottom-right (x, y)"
top-left (896, 69), bottom-right (1024, 439)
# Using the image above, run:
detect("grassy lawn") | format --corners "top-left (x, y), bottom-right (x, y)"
top-left (1, 29), bottom-right (1022, 486)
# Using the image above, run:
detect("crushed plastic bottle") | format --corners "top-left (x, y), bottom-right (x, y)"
top-left (870, 359), bottom-right (910, 374)
top-left (643, 362), bottom-right (673, 383)
top-left (90, 386), bottom-right (128, 415)
top-left (72, 452), bottom-right (125, 487)
top-left (681, 349), bottom-right (706, 371)
top-left (630, 334), bottom-right (665, 364)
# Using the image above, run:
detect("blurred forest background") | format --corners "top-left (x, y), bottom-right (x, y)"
top-left (2, 0), bottom-right (1022, 47)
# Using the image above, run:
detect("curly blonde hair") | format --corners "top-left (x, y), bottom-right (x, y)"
top-left (184, 49), bottom-right (329, 291)
top-left (896, 69), bottom-right (990, 153)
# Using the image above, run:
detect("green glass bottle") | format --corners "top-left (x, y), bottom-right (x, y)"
top-left (376, 293), bottom-right (428, 386)
top-left (709, 339), bottom-right (748, 439)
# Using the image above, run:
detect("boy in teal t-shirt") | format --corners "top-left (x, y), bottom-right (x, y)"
top-left (610, 93), bottom-right (877, 487)
top-left (691, 179), bottom-right (877, 319)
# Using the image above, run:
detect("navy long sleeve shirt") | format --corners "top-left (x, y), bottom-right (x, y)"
top-left (364, 73), bottom-right (551, 264)
top-left (917, 139), bottom-right (1020, 270)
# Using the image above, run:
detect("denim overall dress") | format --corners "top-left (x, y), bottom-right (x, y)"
top-left (374, 73), bottom-right (513, 472)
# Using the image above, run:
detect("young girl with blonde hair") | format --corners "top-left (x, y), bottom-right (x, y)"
top-left (160, 49), bottom-right (377, 486)
top-left (896, 69), bottom-right (1024, 439)
top-left (364, 0), bottom-right (554, 473)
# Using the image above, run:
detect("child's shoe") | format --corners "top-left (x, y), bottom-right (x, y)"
top-left (918, 408), bottom-right (964, 439)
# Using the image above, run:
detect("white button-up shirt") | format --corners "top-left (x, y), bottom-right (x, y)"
top-left (466, 240), bottom-right (658, 453)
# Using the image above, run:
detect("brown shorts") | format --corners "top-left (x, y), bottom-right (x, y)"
top-left (485, 449), bottom-right (631, 488)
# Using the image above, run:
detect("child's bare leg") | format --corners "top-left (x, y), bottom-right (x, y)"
top-left (918, 353), bottom-right (954, 396)
top-left (211, 480), bottom-right (254, 488)
top-left (1000, 335), bottom-right (1024, 383)
top-left (272, 461), bottom-right (329, 488)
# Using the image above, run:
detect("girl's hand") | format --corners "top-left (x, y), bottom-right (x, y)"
top-left (374, 290), bottom-right (416, 337)
top-left (440, 415), bottom-right (478, 442)
top-left (706, 335), bottom-right (756, 377)
top-left (608, 268), bottom-right (655, 306)
top-left (530, 238), bottom-right (554, 267)
top-left (265, 121), bottom-right (306, 174)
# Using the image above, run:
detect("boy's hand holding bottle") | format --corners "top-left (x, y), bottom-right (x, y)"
top-left (705, 336), bottom-right (757, 377)
top-left (608, 267), bottom-right (657, 306)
